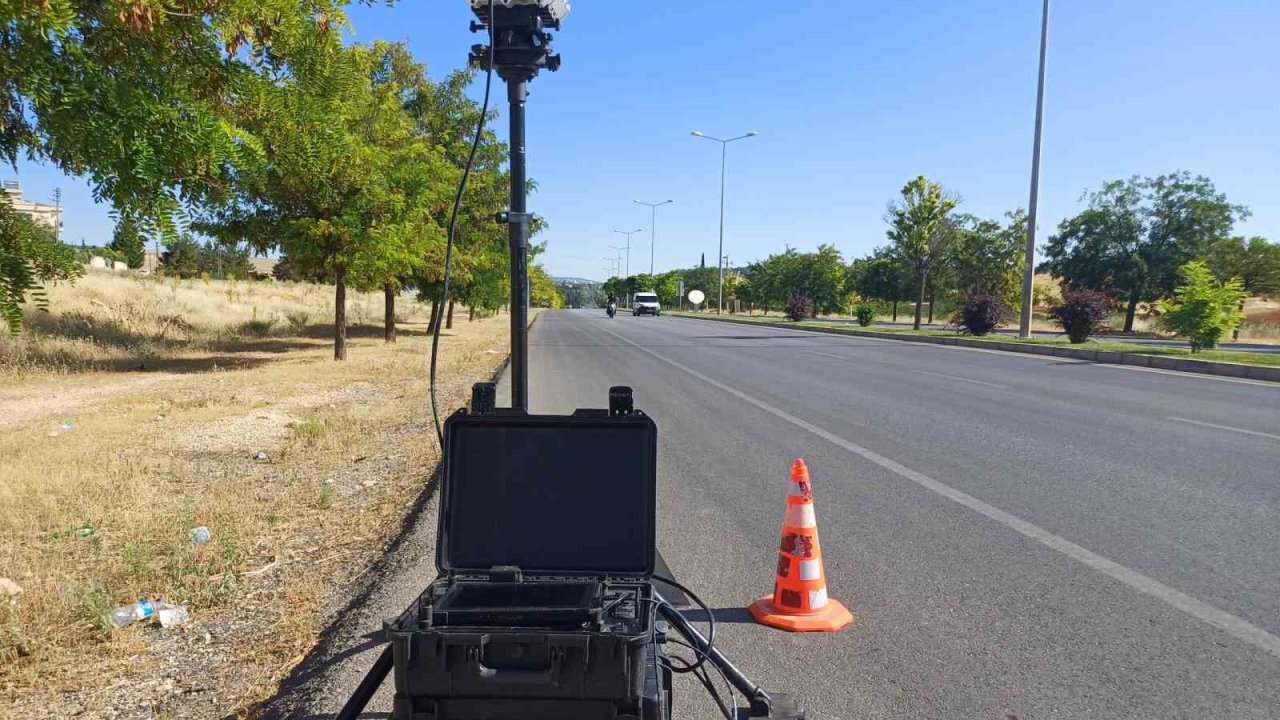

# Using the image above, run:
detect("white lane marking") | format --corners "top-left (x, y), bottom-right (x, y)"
top-left (595, 322), bottom-right (1280, 660)
top-left (804, 350), bottom-right (849, 360)
top-left (1167, 416), bottom-right (1280, 441)
top-left (916, 370), bottom-right (1010, 389)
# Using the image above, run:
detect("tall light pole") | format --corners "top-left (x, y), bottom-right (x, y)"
top-left (612, 228), bottom-right (642, 278)
top-left (1019, 0), bottom-right (1050, 339)
top-left (692, 130), bottom-right (758, 314)
top-left (634, 200), bottom-right (673, 275)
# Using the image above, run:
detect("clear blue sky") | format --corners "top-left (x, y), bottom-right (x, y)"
top-left (9, 0), bottom-right (1278, 281)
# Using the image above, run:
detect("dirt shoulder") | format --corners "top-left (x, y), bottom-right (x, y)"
top-left (1, 314), bottom-right (513, 720)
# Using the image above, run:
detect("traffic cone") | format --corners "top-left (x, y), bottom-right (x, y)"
top-left (748, 459), bottom-right (853, 632)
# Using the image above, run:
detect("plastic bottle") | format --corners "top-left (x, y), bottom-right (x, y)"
top-left (108, 599), bottom-right (157, 628)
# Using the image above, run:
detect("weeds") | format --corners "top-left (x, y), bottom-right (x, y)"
top-left (291, 416), bottom-right (329, 446)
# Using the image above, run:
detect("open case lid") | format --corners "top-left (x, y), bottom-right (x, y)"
top-left (437, 409), bottom-right (657, 578)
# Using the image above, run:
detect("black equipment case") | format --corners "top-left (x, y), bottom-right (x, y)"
top-left (386, 389), bottom-right (665, 720)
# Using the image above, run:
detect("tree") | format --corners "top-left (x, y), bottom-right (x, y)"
top-left (1, 196), bottom-right (82, 335)
top-left (160, 236), bottom-right (254, 280)
top-left (886, 176), bottom-right (959, 329)
top-left (850, 248), bottom-right (912, 321)
top-left (109, 216), bottom-right (147, 269)
top-left (1, 0), bottom-right (347, 235)
top-left (529, 264), bottom-right (563, 308)
top-left (405, 66), bottom-right (513, 340)
top-left (1157, 261), bottom-right (1248, 351)
top-left (1041, 173), bottom-right (1246, 331)
top-left (199, 42), bottom-right (453, 360)
top-left (947, 211), bottom-right (1025, 306)
top-left (1204, 236), bottom-right (1280, 298)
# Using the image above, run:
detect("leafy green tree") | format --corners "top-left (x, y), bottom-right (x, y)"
top-left (160, 236), bottom-right (254, 280)
top-left (1157, 261), bottom-right (1248, 351)
top-left (1204, 235), bottom-right (1280, 298)
top-left (852, 248), bottom-right (912, 321)
top-left (1, 196), bottom-right (82, 335)
top-left (1, 0), bottom-right (346, 234)
top-left (529, 264), bottom-right (563, 308)
top-left (886, 176), bottom-right (959, 329)
top-left (1041, 173), bottom-right (1246, 331)
top-left (947, 210), bottom-right (1025, 306)
top-left (109, 216), bottom-right (147, 269)
top-left (199, 42), bottom-right (452, 360)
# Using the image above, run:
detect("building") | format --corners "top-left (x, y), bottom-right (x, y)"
top-left (2, 180), bottom-right (63, 234)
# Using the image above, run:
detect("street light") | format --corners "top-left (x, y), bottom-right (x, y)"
top-left (692, 129), bottom-right (759, 314)
top-left (1018, 0), bottom-right (1050, 339)
top-left (612, 228), bottom-right (642, 278)
top-left (634, 200), bottom-right (674, 275)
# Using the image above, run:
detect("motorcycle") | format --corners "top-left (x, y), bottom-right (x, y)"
top-left (607, 302), bottom-right (616, 318)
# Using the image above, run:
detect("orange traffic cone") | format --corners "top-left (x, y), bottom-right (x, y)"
top-left (748, 459), bottom-right (853, 632)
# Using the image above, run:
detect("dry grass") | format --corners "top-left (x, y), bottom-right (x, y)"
top-left (0, 272), bottom-right (512, 719)
top-left (0, 269), bottom-right (391, 377)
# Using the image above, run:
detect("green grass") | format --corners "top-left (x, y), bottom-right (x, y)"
top-left (670, 312), bottom-right (1280, 368)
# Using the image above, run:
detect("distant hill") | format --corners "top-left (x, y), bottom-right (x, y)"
top-left (551, 276), bottom-right (600, 285)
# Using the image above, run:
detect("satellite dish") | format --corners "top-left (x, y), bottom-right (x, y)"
top-left (687, 289), bottom-right (705, 305)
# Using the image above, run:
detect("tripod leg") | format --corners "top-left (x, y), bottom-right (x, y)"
top-left (335, 645), bottom-right (393, 720)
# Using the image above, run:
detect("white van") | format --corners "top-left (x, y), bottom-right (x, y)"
top-left (632, 292), bottom-right (661, 316)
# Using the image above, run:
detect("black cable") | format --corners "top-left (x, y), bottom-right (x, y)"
top-left (430, 0), bottom-right (495, 447)
top-left (667, 637), bottom-right (738, 720)
top-left (658, 654), bottom-right (732, 720)
top-left (653, 574), bottom-right (715, 675)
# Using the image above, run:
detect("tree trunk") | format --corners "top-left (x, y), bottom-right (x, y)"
top-left (1124, 291), bottom-right (1140, 333)
top-left (913, 275), bottom-right (926, 330)
top-left (446, 299), bottom-right (455, 329)
top-left (469, 304), bottom-right (475, 322)
top-left (892, 299), bottom-right (898, 322)
top-left (383, 282), bottom-right (396, 343)
top-left (927, 287), bottom-right (935, 325)
top-left (334, 263), bottom-right (348, 361)
top-left (427, 298), bottom-right (440, 333)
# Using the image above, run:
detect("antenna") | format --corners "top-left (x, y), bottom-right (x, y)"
top-left (468, 0), bottom-right (568, 410)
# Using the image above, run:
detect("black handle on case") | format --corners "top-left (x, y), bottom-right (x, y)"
top-left (469, 636), bottom-right (563, 686)
top-left (471, 659), bottom-right (559, 686)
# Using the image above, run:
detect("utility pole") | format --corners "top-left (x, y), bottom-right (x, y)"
top-left (691, 130), bottom-right (758, 314)
top-left (50, 187), bottom-right (62, 242)
top-left (634, 200), bottom-right (673, 275)
top-left (612, 228), bottom-right (642, 278)
top-left (1018, 0), bottom-right (1050, 339)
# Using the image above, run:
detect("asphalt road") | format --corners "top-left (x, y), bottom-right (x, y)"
top-left (518, 310), bottom-right (1280, 720)
top-left (268, 309), bottom-right (1280, 720)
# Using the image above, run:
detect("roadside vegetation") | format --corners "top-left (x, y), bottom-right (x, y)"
top-left (1, 272), bottom-right (515, 718)
top-left (601, 172), bottom-right (1278, 351)
top-left (668, 311), bottom-right (1280, 369)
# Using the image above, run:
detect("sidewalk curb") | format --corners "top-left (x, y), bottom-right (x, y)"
top-left (672, 314), bottom-right (1280, 383)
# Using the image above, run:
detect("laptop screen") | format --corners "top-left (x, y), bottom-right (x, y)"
top-left (441, 416), bottom-right (656, 576)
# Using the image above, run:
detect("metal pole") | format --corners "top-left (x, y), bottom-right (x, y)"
top-left (1019, 0), bottom-right (1049, 339)
top-left (649, 205), bottom-right (656, 275)
top-left (717, 142), bottom-right (726, 315)
top-left (508, 79), bottom-right (530, 409)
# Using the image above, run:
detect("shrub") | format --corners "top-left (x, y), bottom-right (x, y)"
top-left (1049, 289), bottom-right (1111, 343)
top-left (953, 291), bottom-right (1011, 336)
top-left (1157, 261), bottom-right (1248, 352)
top-left (854, 303), bottom-right (875, 327)
top-left (785, 292), bottom-right (812, 322)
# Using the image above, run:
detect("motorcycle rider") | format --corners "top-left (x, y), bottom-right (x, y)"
top-left (606, 294), bottom-right (617, 318)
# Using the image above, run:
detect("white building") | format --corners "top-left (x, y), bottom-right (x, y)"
top-left (2, 180), bottom-right (63, 234)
